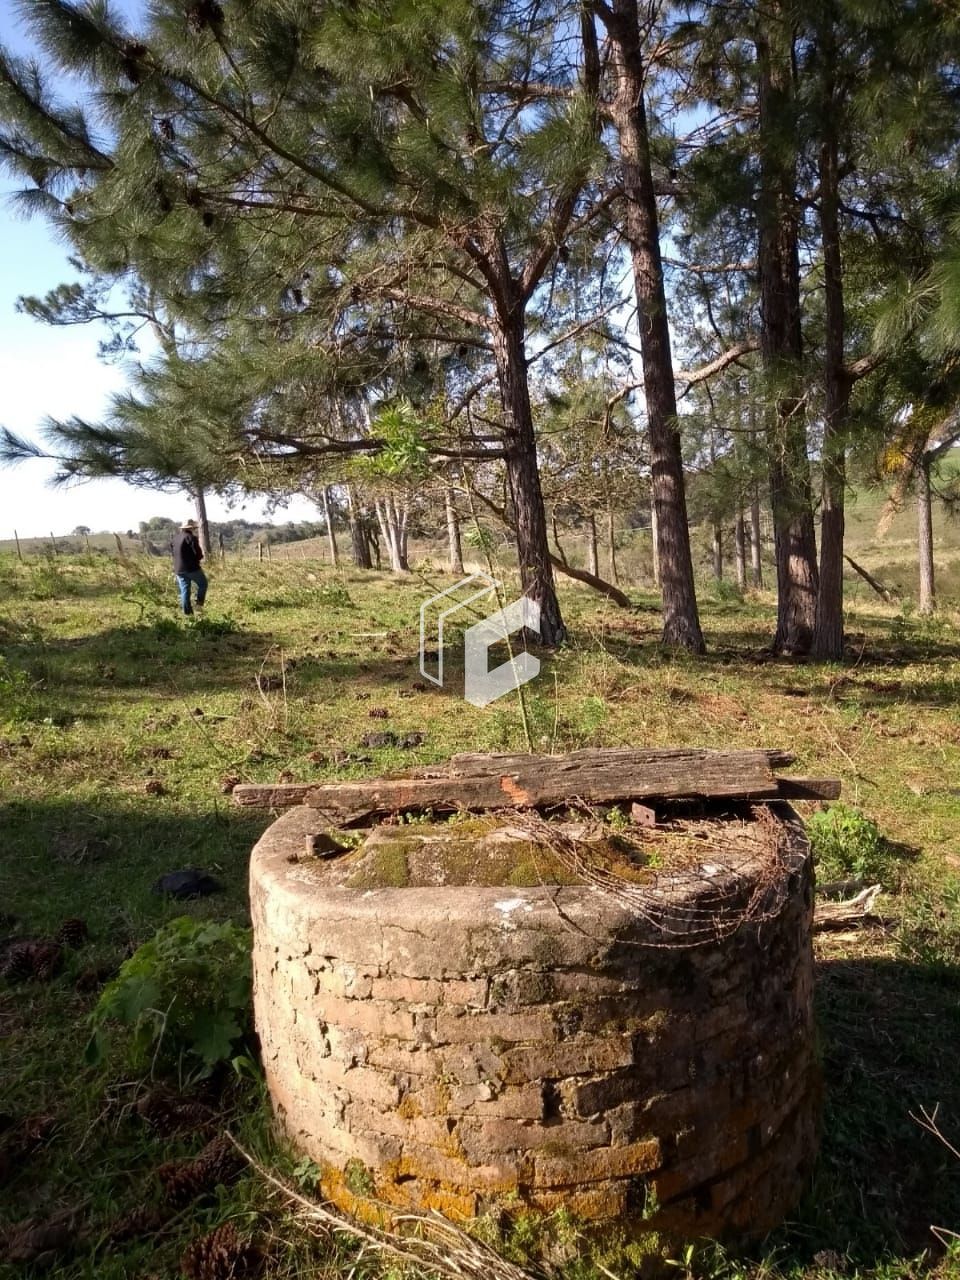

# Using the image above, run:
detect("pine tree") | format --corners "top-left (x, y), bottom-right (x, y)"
top-left (0, 0), bottom-right (621, 646)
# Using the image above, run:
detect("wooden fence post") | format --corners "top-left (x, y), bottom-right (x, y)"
top-left (13, 529), bottom-right (22, 561)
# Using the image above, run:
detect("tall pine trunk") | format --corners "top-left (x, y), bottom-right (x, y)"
top-left (445, 487), bottom-right (464, 576)
top-left (603, 0), bottom-right (704, 652)
top-left (491, 308), bottom-right (565, 645)
top-left (607, 504), bottom-right (619, 584)
top-left (750, 488), bottom-right (764, 587)
top-left (734, 510), bottom-right (747, 590)
top-left (346, 485), bottom-right (372, 569)
top-left (192, 486), bottom-right (212, 560)
top-left (586, 512), bottom-right (599, 578)
top-left (320, 486), bottom-right (339, 568)
top-left (812, 13), bottom-right (849, 660)
top-left (757, 18), bottom-right (819, 654)
top-left (712, 523), bottom-right (723, 581)
top-left (918, 455), bottom-right (935, 614)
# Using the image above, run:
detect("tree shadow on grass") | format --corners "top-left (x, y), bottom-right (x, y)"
top-left (756, 953), bottom-right (960, 1271)
top-left (0, 794), bottom-right (269, 945)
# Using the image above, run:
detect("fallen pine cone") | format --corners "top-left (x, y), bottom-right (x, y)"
top-left (368, 707), bottom-right (389, 719)
top-left (0, 1113), bottom-right (57, 1185)
top-left (136, 1086), bottom-right (217, 1136)
top-left (1, 1207), bottom-right (81, 1267)
top-left (104, 1202), bottom-right (169, 1244)
top-left (180, 1221), bottom-right (263, 1280)
top-left (75, 963), bottom-right (116, 994)
top-left (144, 779), bottom-right (166, 796)
top-left (158, 1135), bottom-right (243, 1207)
top-left (1, 941), bottom-right (62, 983)
top-left (55, 917), bottom-right (89, 948)
top-left (219, 775), bottom-right (241, 794)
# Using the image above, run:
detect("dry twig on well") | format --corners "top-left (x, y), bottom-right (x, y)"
top-left (231, 1137), bottom-right (541, 1280)
top-left (507, 806), bottom-right (794, 949)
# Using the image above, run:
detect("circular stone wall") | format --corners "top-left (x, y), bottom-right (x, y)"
top-left (250, 804), bottom-right (818, 1240)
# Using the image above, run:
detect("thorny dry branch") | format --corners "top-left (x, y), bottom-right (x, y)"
top-left (507, 805), bottom-right (797, 949)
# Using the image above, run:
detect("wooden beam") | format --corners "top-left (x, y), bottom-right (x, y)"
top-left (233, 747), bottom-right (796, 812)
top-left (775, 777), bottom-right (842, 801)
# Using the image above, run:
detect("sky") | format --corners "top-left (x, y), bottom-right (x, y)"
top-left (0, 0), bottom-right (318, 538)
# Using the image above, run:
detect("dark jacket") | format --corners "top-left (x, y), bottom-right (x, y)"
top-left (171, 531), bottom-right (204, 574)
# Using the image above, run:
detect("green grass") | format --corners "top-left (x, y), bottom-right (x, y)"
top-left (1, 552), bottom-right (960, 1278)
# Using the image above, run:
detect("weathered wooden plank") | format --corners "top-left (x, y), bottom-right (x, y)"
top-left (234, 784), bottom-right (317, 807)
top-left (775, 777), bottom-right (842, 801)
top-left (445, 746), bottom-right (797, 773)
top-left (234, 747), bottom-right (789, 812)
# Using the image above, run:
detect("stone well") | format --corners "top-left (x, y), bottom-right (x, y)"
top-left (250, 804), bottom-right (818, 1240)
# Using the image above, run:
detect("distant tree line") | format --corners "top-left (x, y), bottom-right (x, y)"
top-left (1, 0), bottom-right (958, 650)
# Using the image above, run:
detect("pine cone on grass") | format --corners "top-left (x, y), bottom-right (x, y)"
top-left (55, 917), bottom-right (89, 948)
top-left (136, 1086), bottom-right (217, 1137)
top-left (1, 940), bottom-right (63, 982)
top-left (0, 943), bottom-right (35, 982)
top-left (180, 1222), bottom-right (263, 1280)
top-left (0, 1114), bottom-right (57, 1185)
top-left (158, 1135), bottom-right (243, 1207)
top-left (104, 1203), bottom-right (170, 1244)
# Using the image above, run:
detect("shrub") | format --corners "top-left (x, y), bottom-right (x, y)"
top-left (806, 803), bottom-right (895, 885)
top-left (0, 655), bottom-right (37, 725)
top-left (87, 917), bottom-right (253, 1079)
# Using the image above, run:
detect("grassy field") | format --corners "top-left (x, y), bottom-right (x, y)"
top-left (1, 551), bottom-right (959, 1279)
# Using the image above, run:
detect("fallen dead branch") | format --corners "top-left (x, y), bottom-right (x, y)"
top-left (813, 883), bottom-right (885, 931)
top-left (909, 1104), bottom-right (960, 1250)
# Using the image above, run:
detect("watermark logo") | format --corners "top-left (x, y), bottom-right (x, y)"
top-left (419, 574), bottom-right (541, 707)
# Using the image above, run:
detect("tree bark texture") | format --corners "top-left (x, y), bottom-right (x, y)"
top-left (812, 13), bottom-right (849, 661)
top-left (586, 511), bottom-right (599, 578)
top-left (603, 0), bottom-right (704, 652)
top-left (607, 504), bottom-right (619, 584)
top-left (712, 523), bottom-right (723, 582)
top-left (320, 486), bottom-right (339, 569)
top-left (750, 488), bottom-right (764, 588)
top-left (192, 485), bottom-right (212, 560)
top-left (346, 485), bottom-right (372, 569)
top-left (492, 310), bottom-right (566, 645)
top-left (445, 486), bottom-right (465, 576)
top-left (734, 510), bottom-right (747, 590)
top-left (757, 19), bottom-right (819, 654)
top-left (918, 455), bottom-right (935, 614)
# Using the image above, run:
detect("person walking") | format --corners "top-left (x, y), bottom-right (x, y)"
top-left (170, 518), bottom-right (208, 616)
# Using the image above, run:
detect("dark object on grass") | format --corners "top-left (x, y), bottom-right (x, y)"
top-left (158, 1134), bottom-right (243, 1207)
top-left (180, 1221), bottom-right (263, 1280)
top-left (0, 1113), bottom-right (57, 1185)
top-left (75, 963), bottom-right (116, 994)
top-left (360, 731), bottom-right (397, 748)
top-left (368, 707), bottom-right (390, 719)
top-left (0, 1208), bottom-right (80, 1267)
top-left (136, 1086), bottom-right (217, 1136)
top-left (55, 917), bottom-right (89, 948)
top-left (151, 870), bottom-right (224, 900)
top-left (104, 1202), bottom-right (169, 1244)
top-left (398, 731), bottom-right (426, 749)
top-left (1, 940), bottom-right (63, 983)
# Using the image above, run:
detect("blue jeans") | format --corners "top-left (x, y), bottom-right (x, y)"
top-left (175, 570), bottom-right (208, 615)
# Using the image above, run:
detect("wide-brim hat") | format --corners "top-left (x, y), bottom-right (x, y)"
top-left (181, 519), bottom-right (199, 530)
